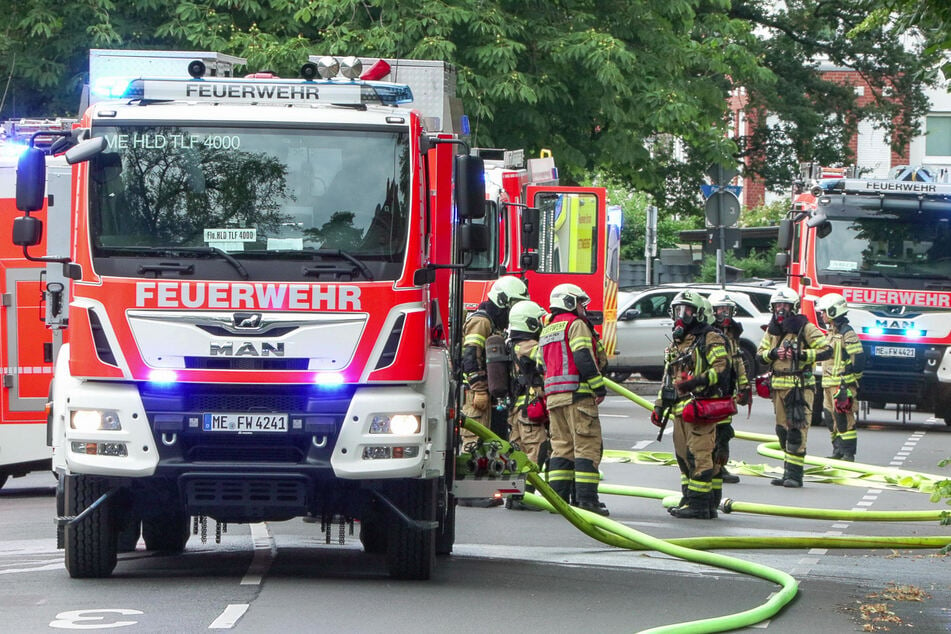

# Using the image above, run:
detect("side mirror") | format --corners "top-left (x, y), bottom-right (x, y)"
top-left (64, 136), bottom-right (107, 165)
top-left (521, 206), bottom-right (540, 251)
top-left (776, 218), bottom-right (793, 251)
top-left (413, 267), bottom-right (436, 286)
top-left (454, 154), bottom-right (485, 220)
top-left (12, 215), bottom-right (43, 247)
top-left (815, 221), bottom-right (832, 239)
top-left (774, 252), bottom-right (790, 268)
top-left (620, 308), bottom-right (640, 321)
top-left (16, 147), bottom-right (47, 213)
top-left (458, 223), bottom-right (488, 253)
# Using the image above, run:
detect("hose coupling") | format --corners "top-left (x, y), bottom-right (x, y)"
top-left (721, 498), bottom-right (734, 514)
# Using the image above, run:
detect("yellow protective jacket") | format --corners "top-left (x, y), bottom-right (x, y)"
top-left (757, 315), bottom-right (830, 389)
top-left (820, 319), bottom-right (865, 387)
top-left (657, 326), bottom-right (730, 416)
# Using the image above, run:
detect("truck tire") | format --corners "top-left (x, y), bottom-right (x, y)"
top-left (142, 511), bottom-right (190, 553)
top-left (359, 505), bottom-right (388, 555)
top-left (116, 518), bottom-right (141, 553)
top-left (435, 478), bottom-right (455, 556)
top-left (386, 479), bottom-right (436, 580)
top-left (64, 475), bottom-right (117, 578)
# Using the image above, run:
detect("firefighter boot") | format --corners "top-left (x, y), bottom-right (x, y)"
top-left (574, 459), bottom-right (609, 517)
top-left (669, 492), bottom-right (713, 520)
top-left (770, 465), bottom-right (790, 487)
top-left (783, 462), bottom-right (804, 488)
top-left (547, 457), bottom-right (574, 505)
top-left (710, 488), bottom-right (722, 519)
top-left (840, 437), bottom-right (856, 462)
top-left (669, 483), bottom-right (689, 515)
top-left (827, 436), bottom-right (843, 460)
top-left (720, 466), bottom-right (740, 484)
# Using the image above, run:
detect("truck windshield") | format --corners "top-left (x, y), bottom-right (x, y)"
top-left (815, 215), bottom-right (951, 288)
top-left (88, 125), bottom-right (410, 277)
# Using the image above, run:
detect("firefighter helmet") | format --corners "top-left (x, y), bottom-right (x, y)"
top-left (669, 289), bottom-right (708, 324)
top-left (708, 290), bottom-right (737, 322)
top-left (815, 293), bottom-right (848, 319)
top-left (488, 276), bottom-right (529, 309)
top-left (769, 286), bottom-right (800, 313)
top-left (508, 300), bottom-right (547, 334)
top-left (549, 283), bottom-right (590, 312)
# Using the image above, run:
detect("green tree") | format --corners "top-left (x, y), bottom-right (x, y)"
top-left (0, 0), bottom-right (941, 217)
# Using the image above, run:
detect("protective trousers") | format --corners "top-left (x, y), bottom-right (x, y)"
top-left (548, 398), bottom-right (603, 506)
top-left (711, 421), bottom-right (735, 510)
top-left (460, 389), bottom-right (491, 449)
top-left (771, 386), bottom-right (812, 487)
top-left (823, 385), bottom-right (857, 460)
top-left (670, 415), bottom-right (716, 518)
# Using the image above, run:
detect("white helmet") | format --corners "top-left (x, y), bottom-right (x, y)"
top-left (815, 293), bottom-right (848, 319)
top-left (508, 300), bottom-right (547, 334)
top-left (769, 286), bottom-right (800, 313)
top-left (487, 276), bottom-right (529, 309)
top-left (708, 290), bottom-right (736, 322)
top-left (549, 283), bottom-right (590, 312)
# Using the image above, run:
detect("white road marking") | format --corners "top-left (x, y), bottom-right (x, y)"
top-left (240, 522), bottom-right (274, 586)
top-left (209, 604), bottom-right (249, 629)
top-left (631, 440), bottom-right (654, 450)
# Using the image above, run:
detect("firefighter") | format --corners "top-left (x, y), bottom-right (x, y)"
top-left (652, 291), bottom-right (730, 519)
top-left (538, 283), bottom-right (609, 516)
top-left (756, 286), bottom-right (831, 488)
top-left (815, 293), bottom-right (865, 461)
top-left (708, 290), bottom-right (751, 487)
top-left (460, 275), bottom-right (529, 508)
top-left (504, 300), bottom-right (549, 511)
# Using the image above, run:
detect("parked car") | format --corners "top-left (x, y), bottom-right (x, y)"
top-left (608, 281), bottom-right (777, 382)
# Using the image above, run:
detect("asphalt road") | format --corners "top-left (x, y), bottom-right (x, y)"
top-left (1, 390), bottom-right (949, 633)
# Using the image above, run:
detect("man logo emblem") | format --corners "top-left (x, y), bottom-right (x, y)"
top-left (233, 312), bottom-right (262, 329)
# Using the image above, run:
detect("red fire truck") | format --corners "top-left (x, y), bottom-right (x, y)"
top-left (777, 166), bottom-right (951, 424)
top-left (10, 51), bottom-right (506, 579)
top-left (464, 148), bottom-right (619, 355)
top-left (0, 119), bottom-right (75, 489)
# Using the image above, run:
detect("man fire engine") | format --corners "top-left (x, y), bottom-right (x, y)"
top-left (10, 50), bottom-right (505, 580)
top-left (777, 165), bottom-right (951, 425)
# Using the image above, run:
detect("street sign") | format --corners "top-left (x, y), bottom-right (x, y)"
top-left (704, 190), bottom-right (740, 226)
top-left (700, 184), bottom-right (743, 199)
top-left (706, 163), bottom-right (739, 186)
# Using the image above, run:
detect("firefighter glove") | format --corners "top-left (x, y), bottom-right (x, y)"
top-left (736, 387), bottom-right (752, 406)
top-left (651, 407), bottom-right (665, 428)
top-left (834, 387), bottom-right (853, 413)
top-left (471, 390), bottom-right (489, 411)
top-left (676, 375), bottom-right (707, 394)
top-left (768, 348), bottom-right (780, 360)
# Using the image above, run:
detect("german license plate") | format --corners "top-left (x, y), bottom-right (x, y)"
top-left (874, 346), bottom-right (915, 358)
top-left (202, 413), bottom-right (288, 432)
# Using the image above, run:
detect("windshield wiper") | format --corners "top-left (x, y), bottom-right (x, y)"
top-left (101, 246), bottom-right (250, 280)
top-left (170, 246), bottom-right (250, 280)
top-left (269, 249), bottom-right (374, 280)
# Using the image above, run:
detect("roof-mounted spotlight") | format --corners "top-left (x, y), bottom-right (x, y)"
top-left (339, 56), bottom-right (363, 80)
top-left (300, 62), bottom-right (319, 81)
top-left (187, 60), bottom-right (206, 79)
top-left (317, 56), bottom-right (339, 79)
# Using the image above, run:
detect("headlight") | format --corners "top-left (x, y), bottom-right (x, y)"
top-left (368, 414), bottom-right (421, 435)
top-left (70, 409), bottom-right (122, 431)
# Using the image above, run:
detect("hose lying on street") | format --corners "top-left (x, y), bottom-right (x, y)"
top-left (462, 417), bottom-right (799, 634)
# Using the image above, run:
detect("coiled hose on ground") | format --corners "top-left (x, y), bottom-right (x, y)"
top-left (459, 378), bottom-right (951, 633)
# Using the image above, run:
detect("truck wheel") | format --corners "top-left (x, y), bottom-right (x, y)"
top-left (607, 371), bottom-right (632, 383)
top-left (116, 518), bottom-right (141, 553)
top-left (386, 479), bottom-right (436, 580)
top-left (359, 506), bottom-right (388, 555)
top-left (435, 479), bottom-right (455, 556)
top-left (64, 475), bottom-right (117, 578)
top-left (142, 511), bottom-right (190, 553)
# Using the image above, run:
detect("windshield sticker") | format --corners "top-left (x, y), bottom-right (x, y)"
top-left (267, 237), bottom-right (304, 250)
top-left (204, 228), bottom-right (257, 242)
top-left (105, 133), bottom-right (241, 150)
top-left (827, 259), bottom-right (858, 271)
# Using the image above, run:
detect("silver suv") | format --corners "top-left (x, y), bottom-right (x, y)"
top-left (608, 281), bottom-right (776, 381)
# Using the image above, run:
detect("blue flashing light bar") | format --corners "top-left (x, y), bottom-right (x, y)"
top-left (92, 77), bottom-right (134, 100)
